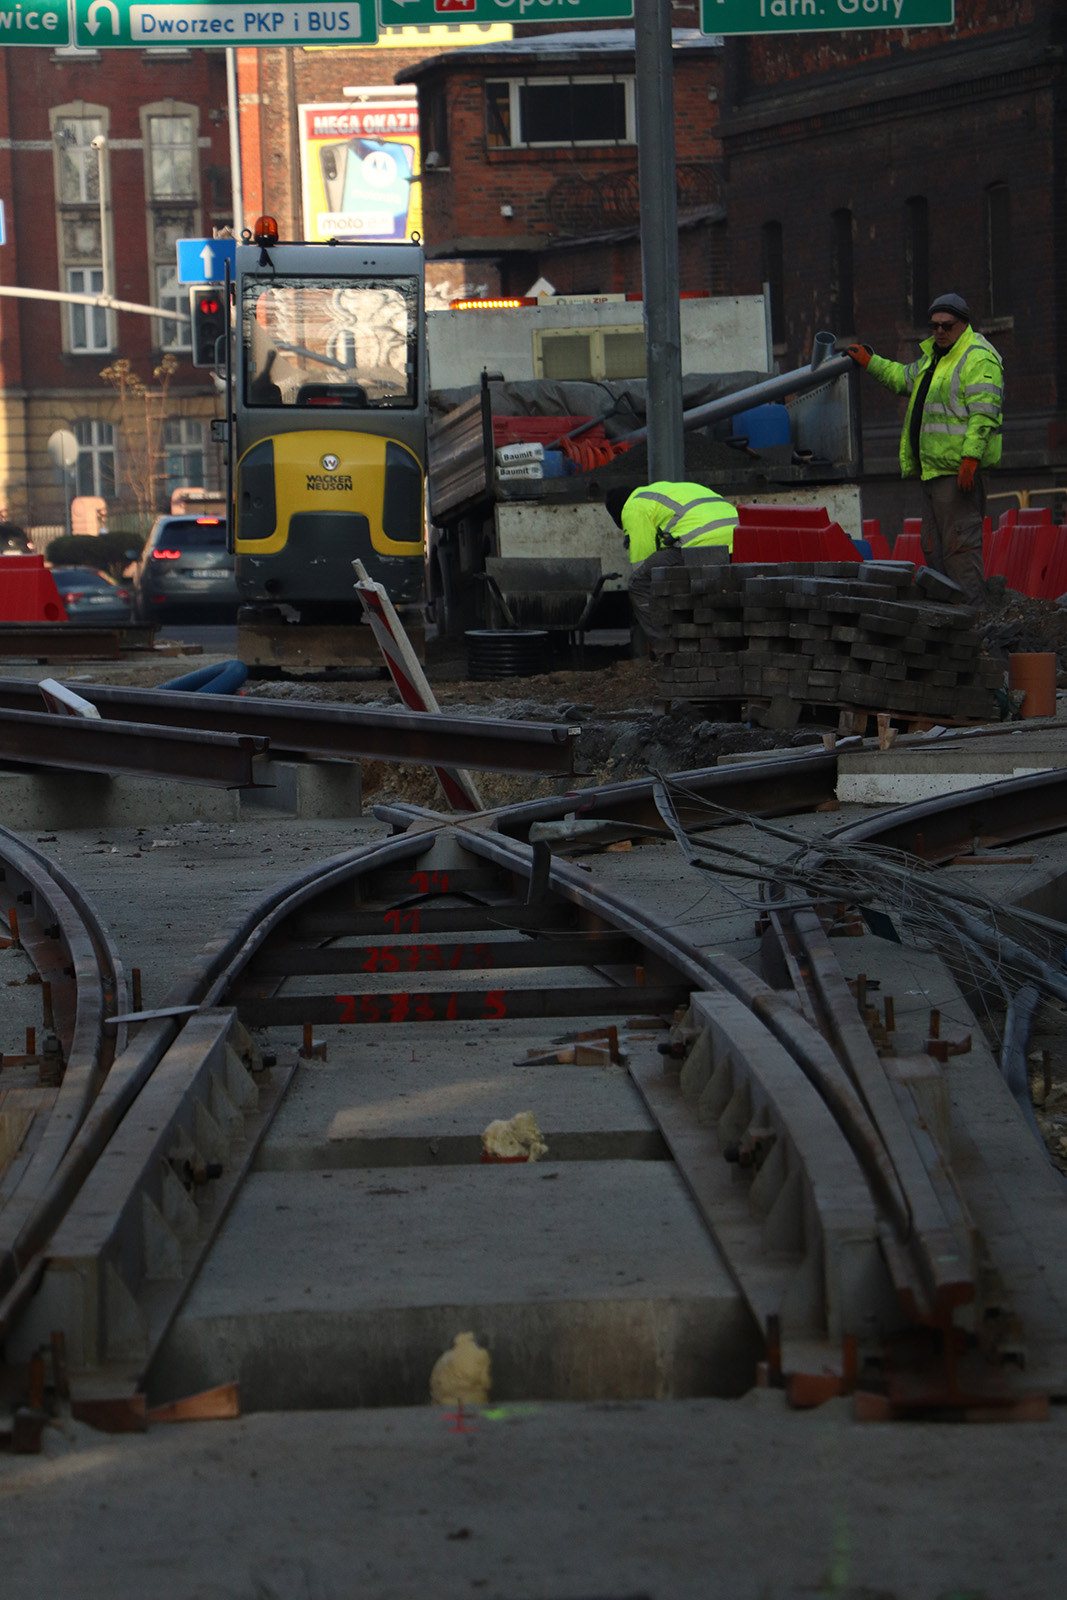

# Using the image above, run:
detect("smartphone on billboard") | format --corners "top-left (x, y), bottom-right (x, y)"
top-left (319, 142), bottom-right (349, 212)
top-left (340, 139), bottom-right (415, 236)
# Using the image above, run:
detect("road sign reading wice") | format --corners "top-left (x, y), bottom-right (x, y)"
top-left (74, 0), bottom-right (376, 47)
top-left (701, 0), bottom-right (952, 33)
top-left (177, 237), bottom-right (237, 285)
top-left (378, 0), bottom-right (631, 23)
top-left (0, 0), bottom-right (70, 44)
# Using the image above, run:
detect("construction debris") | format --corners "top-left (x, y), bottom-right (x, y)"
top-left (652, 561), bottom-right (1004, 725)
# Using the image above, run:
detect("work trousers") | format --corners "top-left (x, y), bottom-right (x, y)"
top-left (919, 473), bottom-right (987, 606)
top-left (628, 546), bottom-right (685, 649)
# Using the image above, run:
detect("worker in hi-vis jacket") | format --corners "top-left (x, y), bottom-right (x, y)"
top-left (847, 293), bottom-right (1003, 605)
top-left (605, 482), bottom-right (738, 652)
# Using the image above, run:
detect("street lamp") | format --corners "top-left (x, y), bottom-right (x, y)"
top-left (90, 135), bottom-right (113, 302)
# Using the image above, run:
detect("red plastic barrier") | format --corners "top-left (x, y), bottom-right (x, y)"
top-left (1017, 507), bottom-right (1053, 526)
top-left (1022, 525), bottom-right (1059, 598)
top-left (1040, 528), bottom-right (1067, 600)
top-left (1003, 526), bottom-right (1037, 595)
top-left (892, 532), bottom-right (927, 567)
top-left (492, 416), bottom-right (608, 448)
top-left (0, 554), bottom-right (67, 622)
top-left (862, 521), bottom-right (893, 559)
top-left (902, 516), bottom-right (923, 539)
top-left (998, 508), bottom-right (1017, 530)
top-left (985, 525), bottom-right (1014, 578)
top-left (736, 503), bottom-right (830, 529)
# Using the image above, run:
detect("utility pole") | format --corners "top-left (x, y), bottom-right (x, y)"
top-left (635, 0), bottom-right (684, 483)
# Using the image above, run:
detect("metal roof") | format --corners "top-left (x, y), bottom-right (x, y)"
top-left (397, 28), bottom-right (723, 79)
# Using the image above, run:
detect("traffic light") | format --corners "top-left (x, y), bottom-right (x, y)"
top-left (189, 286), bottom-right (225, 369)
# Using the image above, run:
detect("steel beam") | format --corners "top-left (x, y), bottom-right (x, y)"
top-left (0, 707), bottom-right (269, 787)
top-left (0, 679), bottom-right (579, 777)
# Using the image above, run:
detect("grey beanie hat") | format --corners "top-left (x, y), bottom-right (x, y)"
top-left (928, 293), bottom-right (972, 323)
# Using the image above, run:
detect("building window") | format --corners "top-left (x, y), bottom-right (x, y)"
top-left (54, 114), bottom-right (103, 203)
top-left (147, 113), bottom-right (197, 201)
top-left (987, 183), bottom-right (1012, 318)
top-left (830, 208), bottom-right (854, 336)
top-left (420, 80), bottom-right (449, 168)
top-left (905, 196), bottom-right (929, 328)
top-left (74, 418), bottom-right (116, 500)
top-left (486, 77), bottom-right (634, 149)
top-left (761, 221), bottom-right (785, 345)
top-left (52, 102), bottom-right (115, 356)
top-left (162, 417), bottom-right (210, 495)
top-left (156, 264), bottom-right (191, 351)
top-left (67, 267), bottom-right (109, 353)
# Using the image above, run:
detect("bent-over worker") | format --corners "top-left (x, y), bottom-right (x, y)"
top-left (847, 293), bottom-right (1003, 605)
top-left (605, 482), bottom-right (738, 651)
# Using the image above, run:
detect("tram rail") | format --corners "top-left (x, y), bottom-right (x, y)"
top-left (3, 751), bottom-right (1067, 1436)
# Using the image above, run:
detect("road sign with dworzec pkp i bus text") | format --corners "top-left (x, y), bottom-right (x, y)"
top-left (74, 0), bottom-right (376, 47)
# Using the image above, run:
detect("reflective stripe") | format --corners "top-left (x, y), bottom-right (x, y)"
top-left (923, 421), bottom-right (969, 435)
top-left (676, 515), bottom-right (737, 545)
top-left (635, 491), bottom-right (686, 521)
top-left (965, 382), bottom-right (1002, 398)
top-left (967, 403), bottom-right (1000, 418)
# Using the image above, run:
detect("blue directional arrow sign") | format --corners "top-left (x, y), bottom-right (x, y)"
top-left (177, 237), bottom-right (236, 285)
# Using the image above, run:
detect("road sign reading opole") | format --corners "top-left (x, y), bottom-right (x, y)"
top-left (75, 0), bottom-right (376, 47)
top-left (177, 237), bottom-right (237, 284)
top-left (700, 0), bottom-right (952, 33)
top-left (0, 0), bottom-right (69, 44)
top-left (378, 0), bottom-right (631, 24)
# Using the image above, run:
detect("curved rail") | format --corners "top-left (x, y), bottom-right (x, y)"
top-left (0, 825), bottom-right (126, 1288)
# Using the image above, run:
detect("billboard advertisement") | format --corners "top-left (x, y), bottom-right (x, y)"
top-left (299, 95), bottom-right (421, 244)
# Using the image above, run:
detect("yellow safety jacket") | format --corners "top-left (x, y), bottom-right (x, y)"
top-left (868, 326), bottom-right (1003, 480)
top-left (621, 482), bottom-right (738, 565)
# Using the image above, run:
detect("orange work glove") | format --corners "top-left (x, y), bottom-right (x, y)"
top-left (957, 457), bottom-right (978, 491)
top-left (846, 343), bottom-right (873, 368)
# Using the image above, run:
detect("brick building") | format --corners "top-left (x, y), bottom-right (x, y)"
top-left (233, 28), bottom-right (510, 309)
top-left (396, 26), bottom-right (725, 298)
top-left (718, 1), bottom-right (1066, 527)
top-left (0, 45), bottom-right (233, 531)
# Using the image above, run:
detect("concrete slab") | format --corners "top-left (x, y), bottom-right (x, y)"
top-left (837, 721), bottom-right (1067, 803)
top-left (0, 758), bottom-right (360, 829)
top-left (149, 1162), bottom-right (757, 1409)
top-left (257, 1037), bottom-right (660, 1171)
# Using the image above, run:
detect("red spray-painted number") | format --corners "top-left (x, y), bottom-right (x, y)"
top-left (333, 989), bottom-right (508, 1023)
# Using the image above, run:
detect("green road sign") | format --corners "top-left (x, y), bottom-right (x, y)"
top-left (73, 0), bottom-right (376, 47)
top-left (379, 0), bottom-right (631, 24)
top-left (0, 0), bottom-right (70, 45)
top-left (701, 0), bottom-right (952, 33)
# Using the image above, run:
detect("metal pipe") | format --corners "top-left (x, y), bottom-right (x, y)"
top-left (634, 0), bottom-right (684, 480)
top-left (810, 330), bottom-right (836, 370)
top-left (619, 349), bottom-right (856, 447)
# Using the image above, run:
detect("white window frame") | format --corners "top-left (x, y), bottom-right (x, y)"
top-left (141, 100), bottom-right (201, 351)
top-left (51, 102), bottom-right (116, 356)
top-left (145, 110), bottom-right (198, 202)
top-left (74, 417), bottom-right (116, 500)
top-left (487, 76), bottom-right (635, 149)
top-left (67, 267), bottom-right (110, 353)
top-left (155, 264), bottom-right (191, 352)
top-left (161, 416), bottom-right (212, 494)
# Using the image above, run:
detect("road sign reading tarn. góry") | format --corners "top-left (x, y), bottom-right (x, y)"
top-left (701, 0), bottom-right (952, 33)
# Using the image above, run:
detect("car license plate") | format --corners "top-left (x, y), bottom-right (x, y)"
top-left (188, 568), bottom-right (219, 577)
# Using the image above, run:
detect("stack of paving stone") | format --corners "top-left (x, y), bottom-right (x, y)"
top-left (652, 560), bottom-right (1003, 724)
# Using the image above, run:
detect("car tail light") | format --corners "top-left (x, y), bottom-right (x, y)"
top-left (195, 517), bottom-right (221, 525)
top-left (152, 549), bottom-right (181, 560)
top-left (61, 591), bottom-right (84, 603)
top-left (116, 589), bottom-right (131, 601)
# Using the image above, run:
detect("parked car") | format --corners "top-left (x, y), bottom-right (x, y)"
top-left (48, 566), bottom-right (135, 624)
top-left (133, 514), bottom-right (239, 621)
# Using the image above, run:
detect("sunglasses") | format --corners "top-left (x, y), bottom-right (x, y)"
top-left (930, 318), bottom-right (960, 330)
